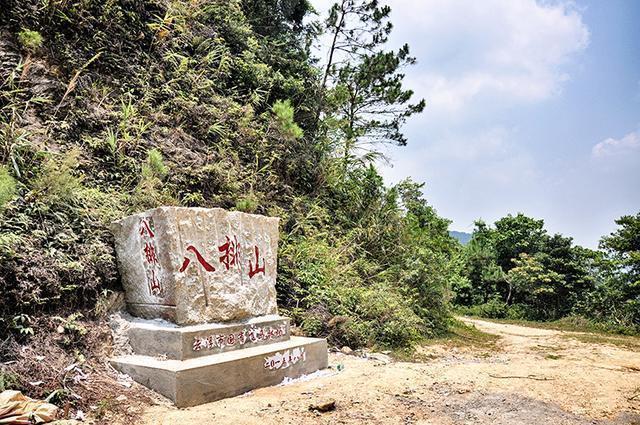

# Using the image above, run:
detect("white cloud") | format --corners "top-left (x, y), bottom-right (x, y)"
top-left (592, 130), bottom-right (640, 158)
top-left (387, 0), bottom-right (590, 112)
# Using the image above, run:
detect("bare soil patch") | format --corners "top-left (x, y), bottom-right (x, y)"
top-left (137, 318), bottom-right (640, 424)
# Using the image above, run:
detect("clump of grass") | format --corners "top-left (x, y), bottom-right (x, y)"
top-left (561, 333), bottom-right (640, 351)
top-left (142, 148), bottom-right (168, 179)
top-left (131, 148), bottom-right (175, 210)
top-left (545, 354), bottom-right (562, 360)
top-left (0, 370), bottom-right (21, 391)
top-left (0, 166), bottom-right (17, 209)
top-left (235, 193), bottom-right (258, 213)
top-left (17, 29), bottom-right (43, 53)
top-left (420, 319), bottom-right (501, 352)
top-left (31, 149), bottom-right (83, 205)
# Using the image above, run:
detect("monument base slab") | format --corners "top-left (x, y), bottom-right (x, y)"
top-left (124, 314), bottom-right (290, 360)
top-left (111, 336), bottom-right (328, 407)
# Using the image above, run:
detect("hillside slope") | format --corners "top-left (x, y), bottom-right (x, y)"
top-left (0, 4), bottom-right (462, 417)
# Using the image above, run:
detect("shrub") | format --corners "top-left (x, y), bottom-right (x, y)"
top-left (460, 299), bottom-right (508, 319)
top-left (31, 150), bottom-right (83, 206)
top-left (143, 149), bottom-right (168, 179)
top-left (131, 149), bottom-right (175, 210)
top-left (506, 303), bottom-right (532, 320)
top-left (0, 370), bottom-right (20, 391)
top-left (272, 100), bottom-right (303, 140)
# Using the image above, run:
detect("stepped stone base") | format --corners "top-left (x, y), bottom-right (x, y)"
top-left (125, 314), bottom-right (290, 360)
top-left (111, 336), bottom-right (328, 407)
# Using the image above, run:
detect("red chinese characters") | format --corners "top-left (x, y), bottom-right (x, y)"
top-left (179, 245), bottom-right (216, 273)
top-left (148, 270), bottom-right (162, 295)
top-left (143, 242), bottom-right (158, 264)
top-left (192, 324), bottom-right (286, 351)
top-left (139, 219), bottom-right (155, 238)
top-left (218, 235), bottom-right (239, 270)
top-left (263, 347), bottom-right (306, 370)
top-left (178, 235), bottom-right (267, 279)
top-left (248, 246), bottom-right (265, 278)
top-left (139, 217), bottom-right (163, 297)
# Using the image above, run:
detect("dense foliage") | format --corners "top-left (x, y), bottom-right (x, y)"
top-left (454, 213), bottom-right (639, 334)
top-left (0, 0), bottom-right (459, 350)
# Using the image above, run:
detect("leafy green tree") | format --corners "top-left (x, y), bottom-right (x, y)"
top-left (458, 220), bottom-right (502, 305)
top-left (592, 212), bottom-right (640, 328)
top-left (600, 212), bottom-right (640, 287)
top-left (540, 234), bottom-right (595, 317)
top-left (493, 213), bottom-right (547, 272)
top-left (507, 253), bottom-right (565, 319)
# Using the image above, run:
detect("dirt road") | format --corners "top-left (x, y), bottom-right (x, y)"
top-left (141, 318), bottom-right (640, 424)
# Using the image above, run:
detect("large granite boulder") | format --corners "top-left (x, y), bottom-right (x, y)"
top-left (110, 207), bottom-right (279, 325)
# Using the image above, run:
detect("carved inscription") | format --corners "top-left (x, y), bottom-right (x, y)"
top-left (192, 324), bottom-right (287, 351)
top-left (264, 348), bottom-right (306, 370)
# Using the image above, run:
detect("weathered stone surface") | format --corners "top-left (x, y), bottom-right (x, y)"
top-left (124, 314), bottom-right (290, 360)
top-left (110, 206), bottom-right (329, 408)
top-left (111, 207), bottom-right (279, 325)
top-left (110, 336), bottom-right (329, 407)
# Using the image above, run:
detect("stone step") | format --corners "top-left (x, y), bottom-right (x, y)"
top-left (111, 336), bottom-right (328, 407)
top-left (125, 315), bottom-right (290, 360)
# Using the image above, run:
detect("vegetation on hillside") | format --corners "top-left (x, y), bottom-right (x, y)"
top-left (0, 0), bottom-right (457, 355)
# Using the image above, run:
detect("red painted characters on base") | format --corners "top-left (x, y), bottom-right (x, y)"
top-left (139, 217), bottom-right (164, 297)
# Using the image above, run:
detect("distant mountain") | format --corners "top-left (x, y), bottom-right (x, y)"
top-left (449, 230), bottom-right (472, 245)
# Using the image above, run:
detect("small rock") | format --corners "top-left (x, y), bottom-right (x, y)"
top-left (116, 395), bottom-right (127, 402)
top-left (309, 400), bottom-right (336, 413)
top-left (367, 353), bottom-right (392, 364)
top-left (340, 346), bottom-right (353, 355)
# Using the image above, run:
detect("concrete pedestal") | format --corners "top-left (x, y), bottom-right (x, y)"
top-left (109, 208), bottom-right (328, 407)
top-left (125, 315), bottom-right (290, 360)
top-left (111, 336), bottom-right (328, 407)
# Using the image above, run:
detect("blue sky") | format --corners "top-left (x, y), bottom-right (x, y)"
top-left (312, 0), bottom-right (640, 248)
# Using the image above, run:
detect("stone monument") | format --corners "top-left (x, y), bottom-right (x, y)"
top-left (109, 207), bottom-right (328, 407)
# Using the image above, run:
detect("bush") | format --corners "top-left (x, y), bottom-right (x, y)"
top-left (459, 299), bottom-right (508, 319)
top-left (505, 303), bottom-right (534, 320)
top-left (272, 100), bottom-right (303, 140)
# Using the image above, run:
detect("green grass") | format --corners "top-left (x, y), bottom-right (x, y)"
top-left (560, 333), bottom-right (640, 352)
top-left (462, 315), bottom-right (636, 336)
top-left (424, 319), bottom-right (500, 350)
top-left (464, 315), bottom-right (640, 351)
top-left (392, 319), bottom-right (501, 361)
